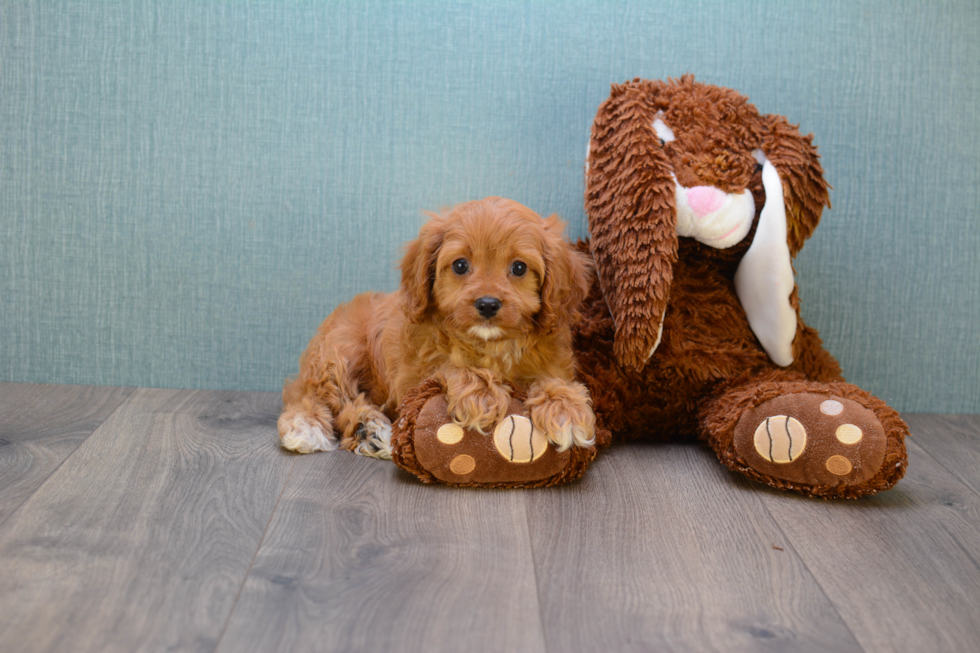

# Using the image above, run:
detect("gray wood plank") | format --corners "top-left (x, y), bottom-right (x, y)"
top-left (217, 453), bottom-right (547, 653)
top-left (757, 437), bottom-right (980, 653)
top-left (525, 443), bottom-right (863, 653)
top-left (0, 387), bottom-right (291, 653)
top-left (904, 413), bottom-right (980, 495)
top-left (0, 383), bottom-right (134, 525)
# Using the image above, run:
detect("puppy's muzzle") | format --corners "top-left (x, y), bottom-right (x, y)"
top-left (474, 296), bottom-right (502, 319)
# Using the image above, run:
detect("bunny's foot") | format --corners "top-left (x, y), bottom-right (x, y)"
top-left (391, 380), bottom-right (599, 488)
top-left (702, 380), bottom-right (908, 498)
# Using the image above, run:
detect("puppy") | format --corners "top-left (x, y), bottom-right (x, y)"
top-left (278, 196), bottom-right (596, 459)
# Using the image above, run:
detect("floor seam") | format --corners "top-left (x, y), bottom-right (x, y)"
top-left (0, 385), bottom-right (138, 533)
top-left (213, 456), bottom-right (296, 653)
top-left (522, 490), bottom-right (551, 653)
top-left (751, 492), bottom-right (868, 653)
top-left (906, 438), bottom-right (980, 502)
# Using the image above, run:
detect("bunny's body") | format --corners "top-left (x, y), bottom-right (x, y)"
top-left (575, 237), bottom-right (842, 440)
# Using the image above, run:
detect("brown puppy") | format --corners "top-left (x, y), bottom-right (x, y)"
top-left (279, 197), bottom-right (595, 459)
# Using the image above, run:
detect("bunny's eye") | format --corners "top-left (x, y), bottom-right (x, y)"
top-left (452, 259), bottom-right (469, 275)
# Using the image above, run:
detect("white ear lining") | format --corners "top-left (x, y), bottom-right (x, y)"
top-left (645, 315), bottom-right (665, 362)
top-left (733, 153), bottom-right (797, 366)
top-left (652, 113), bottom-right (675, 143)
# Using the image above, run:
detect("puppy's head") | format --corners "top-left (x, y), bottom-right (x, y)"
top-left (400, 197), bottom-right (591, 340)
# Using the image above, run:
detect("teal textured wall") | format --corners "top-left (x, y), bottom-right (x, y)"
top-left (1, 1), bottom-right (978, 413)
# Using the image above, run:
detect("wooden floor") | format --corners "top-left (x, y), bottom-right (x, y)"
top-left (0, 384), bottom-right (977, 653)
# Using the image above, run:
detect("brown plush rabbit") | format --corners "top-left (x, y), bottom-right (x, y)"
top-left (576, 76), bottom-right (908, 498)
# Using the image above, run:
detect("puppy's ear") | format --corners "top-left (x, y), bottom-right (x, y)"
top-left (586, 79), bottom-right (677, 371)
top-left (400, 212), bottom-right (446, 323)
top-left (733, 117), bottom-right (831, 367)
top-left (536, 215), bottom-right (592, 335)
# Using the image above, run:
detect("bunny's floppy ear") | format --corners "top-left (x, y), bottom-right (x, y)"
top-left (586, 80), bottom-right (677, 371)
top-left (734, 116), bottom-right (831, 366)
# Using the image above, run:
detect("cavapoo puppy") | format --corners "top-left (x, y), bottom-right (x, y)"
top-left (279, 196), bottom-right (596, 459)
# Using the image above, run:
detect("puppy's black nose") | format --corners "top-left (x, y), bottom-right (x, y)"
top-left (475, 296), bottom-right (502, 319)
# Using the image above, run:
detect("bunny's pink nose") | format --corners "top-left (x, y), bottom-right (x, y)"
top-left (687, 186), bottom-right (726, 218)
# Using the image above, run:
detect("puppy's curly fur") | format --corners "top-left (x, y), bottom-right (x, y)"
top-left (279, 197), bottom-right (595, 459)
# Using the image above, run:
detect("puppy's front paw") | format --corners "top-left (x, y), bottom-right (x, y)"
top-left (526, 380), bottom-right (596, 452)
top-left (354, 414), bottom-right (393, 460)
top-left (448, 387), bottom-right (512, 434)
top-left (443, 369), bottom-right (512, 434)
top-left (278, 411), bottom-right (338, 454)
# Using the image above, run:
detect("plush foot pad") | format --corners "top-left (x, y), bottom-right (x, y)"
top-left (391, 380), bottom-right (598, 488)
top-left (733, 393), bottom-right (887, 489)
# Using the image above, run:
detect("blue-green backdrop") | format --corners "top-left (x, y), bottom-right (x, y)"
top-left (1, 0), bottom-right (978, 413)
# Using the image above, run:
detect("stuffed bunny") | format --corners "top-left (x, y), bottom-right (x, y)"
top-left (576, 76), bottom-right (908, 498)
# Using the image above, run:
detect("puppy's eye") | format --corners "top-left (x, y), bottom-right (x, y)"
top-left (452, 258), bottom-right (469, 275)
top-left (754, 162), bottom-right (764, 173)
top-left (510, 261), bottom-right (527, 277)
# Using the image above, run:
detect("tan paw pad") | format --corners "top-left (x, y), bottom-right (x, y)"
top-left (826, 455), bottom-right (853, 476)
top-left (753, 415), bottom-right (807, 463)
top-left (835, 423), bottom-right (863, 445)
top-left (436, 423), bottom-right (464, 445)
top-left (494, 415), bottom-right (547, 463)
top-left (449, 454), bottom-right (476, 475)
